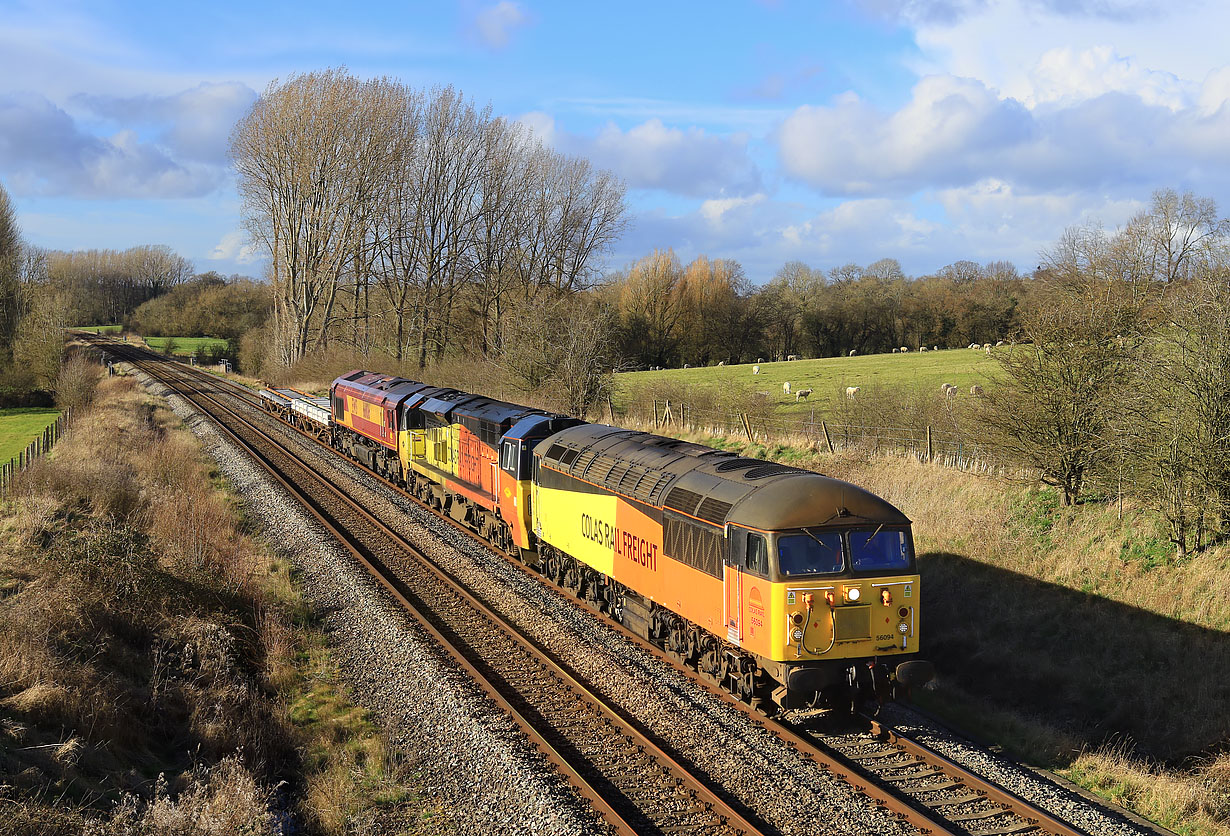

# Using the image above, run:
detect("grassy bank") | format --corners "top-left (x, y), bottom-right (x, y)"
top-left (0, 407), bottom-right (60, 461)
top-left (647, 425), bottom-right (1230, 836)
top-left (0, 372), bottom-right (432, 834)
top-left (144, 335), bottom-right (230, 355)
top-left (615, 349), bottom-right (999, 417)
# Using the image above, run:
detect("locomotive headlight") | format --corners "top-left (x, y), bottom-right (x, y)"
top-left (846, 587), bottom-right (861, 602)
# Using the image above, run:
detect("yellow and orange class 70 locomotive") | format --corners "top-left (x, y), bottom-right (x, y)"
top-left (326, 370), bottom-right (932, 710)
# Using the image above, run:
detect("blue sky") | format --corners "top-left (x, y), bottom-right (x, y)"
top-left (4, 0), bottom-right (1230, 282)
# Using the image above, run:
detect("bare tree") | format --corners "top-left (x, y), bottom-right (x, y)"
top-left (0, 182), bottom-right (21, 360)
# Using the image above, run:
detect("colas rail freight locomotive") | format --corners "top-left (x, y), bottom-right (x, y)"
top-left (261, 370), bottom-right (935, 712)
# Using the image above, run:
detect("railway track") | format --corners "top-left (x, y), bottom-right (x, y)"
top-left (91, 338), bottom-right (1109, 836)
top-left (112, 347), bottom-right (767, 836)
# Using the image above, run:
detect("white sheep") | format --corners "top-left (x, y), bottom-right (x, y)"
top-left (796, 388), bottom-right (813, 401)
top-left (846, 386), bottom-right (860, 399)
top-left (683, 364), bottom-right (690, 369)
top-left (900, 346), bottom-right (909, 353)
top-left (933, 345), bottom-right (939, 351)
top-left (995, 340), bottom-right (1005, 347)
top-left (892, 348), bottom-right (899, 353)
top-left (787, 354), bottom-right (799, 361)
top-left (783, 382), bottom-right (791, 394)
top-left (940, 382), bottom-right (953, 393)
top-left (849, 349), bottom-right (857, 356)
top-left (945, 386), bottom-right (957, 399)
top-left (752, 365), bottom-right (760, 375)
top-left (982, 343), bottom-right (991, 350)
top-left (757, 357), bottom-right (764, 363)
top-left (970, 385), bottom-right (983, 395)
top-left (717, 360), bottom-right (725, 366)
top-left (919, 346), bottom-right (928, 352)
top-left (984, 345), bottom-right (992, 354)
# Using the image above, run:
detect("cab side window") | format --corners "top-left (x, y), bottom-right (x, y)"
top-left (500, 441), bottom-right (517, 475)
top-left (745, 533), bottom-right (768, 577)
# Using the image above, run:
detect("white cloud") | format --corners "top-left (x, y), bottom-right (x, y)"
top-left (583, 119), bottom-right (761, 197)
top-left (1026, 46), bottom-right (1189, 109)
top-left (209, 230), bottom-right (259, 264)
top-left (472, 2), bottom-right (530, 49)
top-left (777, 70), bottom-right (1230, 196)
top-left (0, 91), bottom-right (222, 198)
top-left (700, 194), bottom-right (767, 224)
top-left (72, 82), bottom-right (258, 164)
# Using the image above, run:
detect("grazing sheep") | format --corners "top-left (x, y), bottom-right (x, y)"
top-left (717, 360), bottom-right (725, 366)
top-left (919, 346), bottom-right (928, 352)
top-left (900, 346), bottom-right (909, 353)
top-left (982, 343), bottom-right (991, 349)
top-left (984, 345), bottom-right (992, 354)
top-left (969, 343), bottom-right (979, 350)
top-left (783, 382), bottom-right (791, 394)
top-left (849, 349), bottom-right (857, 356)
top-left (933, 345), bottom-right (939, 351)
top-left (796, 388), bottom-right (813, 401)
top-left (757, 357), bottom-right (764, 363)
top-left (892, 348), bottom-right (899, 353)
top-left (940, 383), bottom-right (953, 393)
top-left (683, 364), bottom-right (690, 369)
top-left (787, 354), bottom-right (799, 361)
top-left (752, 365), bottom-right (760, 375)
top-left (970, 385), bottom-right (983, 395)
top-left (945, 386), bottom-right (957, 398)
top-left (846, 386), bottom-right (860, 399)
top-left (995, 340), bottom-right (1005, 347)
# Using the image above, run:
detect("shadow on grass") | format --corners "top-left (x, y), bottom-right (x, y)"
top-left (920, 550), bottom-right (1230, 762)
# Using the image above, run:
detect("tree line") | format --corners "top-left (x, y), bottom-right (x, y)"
top-left (231, 69), bottom-right (626, 374)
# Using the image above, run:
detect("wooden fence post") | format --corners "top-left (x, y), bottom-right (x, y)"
top-left (663, 400), bottom-right (673, 426)
top-left (740, 413), bottom-right (754, 442)
top-left (926, 425), bottom-right (933, 463)
top-left (821, 420), bottom-right (834, 454)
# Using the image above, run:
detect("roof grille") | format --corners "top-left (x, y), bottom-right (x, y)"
top-left (664, 487), bottom-right (704, 514)
top-left (559, 448), bottom-right (579, 466)
top-left (744, 463), bottom-right (803, 480)
top-left (715, 458), bottom-right (761, 473)
top-left (544, 444), bottom-right (566, 461)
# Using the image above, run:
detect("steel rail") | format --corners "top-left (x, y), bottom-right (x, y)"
top-left (95, 338), bottom-right (1100, 836)
top-left (129, 351), bottom-right (765, 836)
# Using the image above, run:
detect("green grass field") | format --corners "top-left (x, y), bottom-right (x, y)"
top-left (615, 348), bottom-right (1002, 415)
top-left (0, 408), bottom-right (61, 463)
top-left (72, 325), bottom-right (122, 333)
top-left (144, 336), bottom-right (230, 355)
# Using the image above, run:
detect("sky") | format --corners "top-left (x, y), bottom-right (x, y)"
top-left (3, 0), bottom-right (1230, 283)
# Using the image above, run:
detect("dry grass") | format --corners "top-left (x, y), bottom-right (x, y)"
top-left (0, 372), bottom-right (429, 835)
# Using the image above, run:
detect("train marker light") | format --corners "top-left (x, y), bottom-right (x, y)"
top-left (880, 588), bottom-right (892, 606)
top-left (802, 592), bottom-right (814, 608)
top-left (823, 590), bottom-right (836, 607)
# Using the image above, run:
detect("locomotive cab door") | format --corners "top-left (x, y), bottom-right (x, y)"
top-left (725, 528), bottom-right (744, 643)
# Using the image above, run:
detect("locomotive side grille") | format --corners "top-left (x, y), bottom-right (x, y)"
top-left (695, 497), bottom-right (733, 525)
top-left (664, 487), bottom-right (704, 514)
top-left (648, 473), bottom-right (675, 504)
top-left (833, 606), bottom-right (871, 642)
top-left (663, 514), bottom-right (722, 578)
top-left (559, 448), bottom-right (579, 466)
top-left (585, 454), bottom-right (620, 482)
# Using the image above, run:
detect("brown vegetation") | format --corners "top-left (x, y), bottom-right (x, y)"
top-left (0, 372), bottom-right (424, 834)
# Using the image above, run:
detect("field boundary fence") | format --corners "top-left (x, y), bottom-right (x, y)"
top-left (0, 410), bottom-right (71, 498)
top-left (639, 399), bottom-right (1016, 476)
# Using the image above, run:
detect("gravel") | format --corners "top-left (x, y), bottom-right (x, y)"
top-left (136, 369), bottom-right (609, 836)
top-left (878, 703), bottom-right (1177, 836)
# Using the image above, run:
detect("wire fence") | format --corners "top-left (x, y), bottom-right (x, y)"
top-left (0, 410), bottom-right (72, 498)
top-left (634, 399), bottom-right (1016, 475)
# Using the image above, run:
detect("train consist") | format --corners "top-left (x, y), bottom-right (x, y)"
top-left (260, 371), bottom-right (934, 711)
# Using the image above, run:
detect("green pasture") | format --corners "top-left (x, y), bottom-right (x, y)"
top-left (615, 348), bottom-right (1002, 416)
top-left (72, 325), bottom-right (122, 333)
top-left (144, 336), bottom-right (230, 355)
top-left (0, 408), bottom-right (61, 463)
